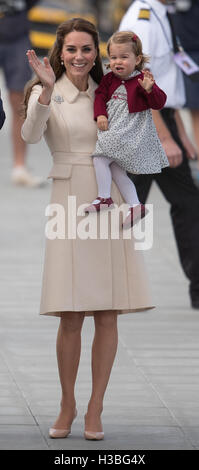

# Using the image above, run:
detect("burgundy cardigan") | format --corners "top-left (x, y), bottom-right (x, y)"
top-left (94, 71), bottom-right (167, 120)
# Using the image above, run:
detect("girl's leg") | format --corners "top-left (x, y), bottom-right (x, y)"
top-left (52, 312), bottom-right (85, 429)
top-left (93, 155), bottom-right (112, 198)
top-left (85, 310), bottom-right (118, 432)
top-left (110, 162), bottom-right (140, 206)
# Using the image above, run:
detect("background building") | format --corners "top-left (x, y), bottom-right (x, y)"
top-left (28, 0), bottom-right (132, 58)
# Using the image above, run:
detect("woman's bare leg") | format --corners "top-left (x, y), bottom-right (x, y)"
top-left (85, 310), bottom-right (118, 432)
top-left (52, 311), bottom-right (85, 429)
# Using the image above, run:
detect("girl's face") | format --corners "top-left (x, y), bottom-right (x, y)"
top-left (109, 42), bottom-right (141, 79)
top-left (60, 31), bottom-right (97, 82)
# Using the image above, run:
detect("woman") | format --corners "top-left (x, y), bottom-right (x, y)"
top-left (22, 18), bottom-right (154, 441)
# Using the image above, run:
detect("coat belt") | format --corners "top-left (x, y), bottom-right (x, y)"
top-left (48, 152), bottom-right (94, 179)
top-left (52, 151), bottom-right (94, 165)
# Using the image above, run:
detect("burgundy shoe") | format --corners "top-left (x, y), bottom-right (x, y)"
top-left (85, 197), bottom-right (114, 213)
top-left (122, 204), bottom-right (148, 229)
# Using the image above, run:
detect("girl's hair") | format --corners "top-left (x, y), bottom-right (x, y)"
top-left (106, 31), bottom-right (150, 71)
top-left (22, 18), bottom-right (104, 118)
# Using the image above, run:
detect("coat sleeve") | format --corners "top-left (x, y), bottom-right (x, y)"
top-left (94, 74), bottom-right (110, 120)
top-left (21, 85), bottom-right (51, 143)
top-left (137, 80), bottom-right (167, 110)
top-left (0, 97), bottom-right (5, 130)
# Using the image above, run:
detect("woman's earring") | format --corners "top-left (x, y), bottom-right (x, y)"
top-left (61, 59), bottom-right (64, 66)
top-left (93, 61), bottom-right (96, 66)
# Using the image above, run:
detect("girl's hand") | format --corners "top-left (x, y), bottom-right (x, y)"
top-left (26, 49), bottom-right (55, 90)
top-left (97, 115), bottom-right (108, 131)
top-left (138, 70), bottom-right (155, 93)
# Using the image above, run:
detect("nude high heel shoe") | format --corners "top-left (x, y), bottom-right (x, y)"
top-left (84, 430), bottom-right (104, 440)
top-left (84, 413), bottom-right (104, 440)
top-left (49, 409), bottom-right (77, 439)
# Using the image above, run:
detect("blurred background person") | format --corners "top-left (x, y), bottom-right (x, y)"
top-left (119, 0), bottom-right (199, 309)
top-left (0, 0), bottom-right (44, 186)
top-left (0, 88), bottom-right (5, 129)
top-left (172, 0), bottom-right (199, 182)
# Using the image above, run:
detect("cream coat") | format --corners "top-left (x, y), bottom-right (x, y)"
top-left (22, 72), bottom-right (154, 316)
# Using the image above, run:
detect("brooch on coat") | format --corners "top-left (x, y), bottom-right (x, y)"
top-left (53, 95), bottom-right (64, 104)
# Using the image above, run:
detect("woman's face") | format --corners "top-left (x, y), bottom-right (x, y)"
top-left (60, 31), bottom-right (97, 82)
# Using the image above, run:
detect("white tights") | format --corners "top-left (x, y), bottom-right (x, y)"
top-left (93, 155), bottom-right (140, 206)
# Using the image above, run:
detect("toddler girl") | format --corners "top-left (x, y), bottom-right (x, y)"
top-left (85, 31), bottom-right (169, 229)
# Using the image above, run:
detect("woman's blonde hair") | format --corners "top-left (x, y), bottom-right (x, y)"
top-left (106, 31), bottom-right (150, 71)
top-left (22, 18), bottom-right (104, 118)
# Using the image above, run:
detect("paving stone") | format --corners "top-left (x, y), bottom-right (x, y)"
top-left (181, 427), bottom-right (199, 447)
top-left (0, 415), bottom-right (36, 425)
top-left (0, 406), bottom-right (32, 417)
top-left (44, 425), bottom-right (193, 451)
top-left (0, 425), bottom-right (48, 450)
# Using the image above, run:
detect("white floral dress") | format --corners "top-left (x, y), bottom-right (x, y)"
top-left (93, 71), bottom-right (169, 174)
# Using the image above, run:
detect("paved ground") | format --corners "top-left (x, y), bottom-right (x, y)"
top-left (1, 74), bottom-right (199, 451)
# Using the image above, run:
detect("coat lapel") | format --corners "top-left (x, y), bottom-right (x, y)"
top-left (54, 73), bottom-right (97, 104)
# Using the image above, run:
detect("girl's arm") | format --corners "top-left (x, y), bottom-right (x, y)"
top-left (137, 71), bottom-right (166, 110)
top-left (138, 81), bottom-right (167, 110)
top-left (146, 83), bottom-right (167, 110)
top-left (94, 74), bottom-right (110, 121)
